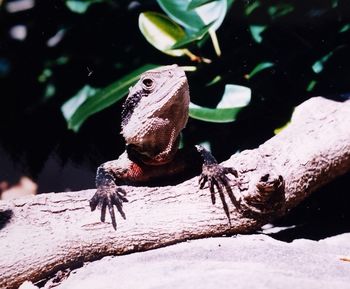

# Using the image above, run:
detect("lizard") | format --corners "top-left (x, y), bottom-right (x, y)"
top-left (90, 64), bottom-right (242, 230)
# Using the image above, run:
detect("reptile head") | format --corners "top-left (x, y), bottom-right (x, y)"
top-left (121, 65), bottom-right (189, 161)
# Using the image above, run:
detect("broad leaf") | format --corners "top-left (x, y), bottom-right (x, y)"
top-left (189, 104), bottom-right (240, 122)
top-left (139, 12), bottom-right (187, 57)
top-left (170, 23), bottom-right (212, 49)
top-left (187, 0), bottom-right (214, 9)
top-left (62, 64), bottom-right (159, 132)
top-left (216, 84), bottom-right (251, 108)
top-left (189, 84), bottom-right (251, 122)
top-left (157, 0), bottom-right (205, 31)
top-left (195, 0), bottom-right (228, 31)
top-left (61, 85), bottom-right (99, 121)
top-left (157, 0), bottom-right (230, 58)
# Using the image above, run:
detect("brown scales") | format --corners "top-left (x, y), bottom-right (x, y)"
top-left (90, 65), bottom-right (242, 229)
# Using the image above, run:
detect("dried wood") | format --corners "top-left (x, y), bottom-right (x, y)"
top-left (1, 97), bottom-right (350, 289)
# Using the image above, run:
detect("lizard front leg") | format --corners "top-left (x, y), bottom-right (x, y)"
top-left (90, 159), bottom-right (129, 230)
top-left (196, 145), bottom-right (241, 223)
top-left (90, 150), bottom-right (189, 230)
top-left (90, 150), bottom-right (152, 230)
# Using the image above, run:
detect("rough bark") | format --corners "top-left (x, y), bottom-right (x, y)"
top-left (1, 97), bottom-right (350, 289)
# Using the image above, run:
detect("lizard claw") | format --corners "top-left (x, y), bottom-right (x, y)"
top-left (199, 164), bottom-right (240, 222)
top-left (90, 186), bottom-right (128, 230)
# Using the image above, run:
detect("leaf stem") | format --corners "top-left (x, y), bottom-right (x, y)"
top-left (209, 29), bottom-right (221, 57)
top-left (184, 49), bottom-right (211, 63)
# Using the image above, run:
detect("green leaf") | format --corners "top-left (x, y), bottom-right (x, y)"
top-left (246, 62), bottom-right (274, 79)
top-left (331, 0), bottom-right (339, 8)
top-left (190, 0), bottom-right (229, 56)
top-left (206, 75), bottom-right (222, 86)
top-left (274, 121), bottom-right (291, 134)
top-left (227, 0), bottom-right (235, 9)
top-left (312, 51), bottom-right (333, 74)
top-left (157, 0), bottom-right (205, 31)
top-left (55, 56), bottom-right (69, 65)
top-left (187, 0), bottom-right (214, 10)
top-left (65, 0), bottom-right (101, 13)
top-left (340, 23), bottom-right (350, 33)
top-left (38, 68), bottom-right (52, 83)
top-left (182, 66), bottom-right (198, 72)
top-left (268, 3), bottom-right (294, 19)
top-left (189, 104), bottom-right (243, 122)
top-left (62, 64), bottom-right (159, 132)
top-left (306, 79), bottom-right (317, 92)
top-left (195, 0), bottom-right (228, 31)
top-left (61, 85), bottom-right (99, 121)
top-left (157, 0), bottom-right (229, 59)
top-left (216, 85), bottom-right (251, 108)
top-left (312, 62), bottom-right (323, 74)
top-left (250, 25), bottom-right (266, 43)
top-left (44, 83), bottom-right (56, 100)
top-left (189, 84), bottom-right (251, 122)
top-left (245, 0), bottom-right (261, 16)
top-left (170, 23), bottom-right (212, 49)
top-left (138, 12), bottom-right (187, 57)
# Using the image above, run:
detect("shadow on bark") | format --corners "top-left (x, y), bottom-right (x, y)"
top-left (268, 172), bottom-right (350, 242)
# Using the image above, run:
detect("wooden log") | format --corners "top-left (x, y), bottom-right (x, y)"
top-left (1, 97), bottom-right (350, 289)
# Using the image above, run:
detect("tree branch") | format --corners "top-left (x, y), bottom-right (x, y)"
top-left (1, 97), bottom-right (350, 289)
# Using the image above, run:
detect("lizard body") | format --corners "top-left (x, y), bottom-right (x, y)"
top-left (90, 65), bottom-right (241, 229)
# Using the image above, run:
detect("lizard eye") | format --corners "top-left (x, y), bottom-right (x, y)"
top-left (142, 77), bottom-right (155, 91)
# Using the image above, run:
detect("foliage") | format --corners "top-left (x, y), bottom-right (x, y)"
top-left (189, 85), bottom-right (251, 122)
top-left (1, 0), bottom-right (350, 187)
top-left (59, 0), bottom-right (350, 133)
top-left (62, 0), bottom-right (252, 130)
top-left (61, 64), bottom-right (159, 132)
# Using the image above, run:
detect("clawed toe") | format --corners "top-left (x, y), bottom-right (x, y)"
top-left (90, 186), bottom-right (128, 230)
top-left (199, 164), bottom-right (241, 222)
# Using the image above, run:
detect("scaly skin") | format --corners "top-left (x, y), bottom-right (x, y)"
top-left (90, 65), bottom-right (241, 229)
